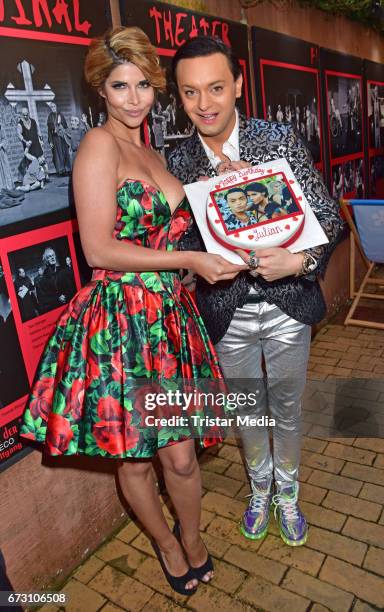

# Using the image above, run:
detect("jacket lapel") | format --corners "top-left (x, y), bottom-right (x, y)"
top-left (238, 112), bottom-right (249, 160)
top-left (186, 131), bottom-right (215, 181)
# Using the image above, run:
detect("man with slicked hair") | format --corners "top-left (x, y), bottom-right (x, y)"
top-left (167, 35), bottom-right (342, 547)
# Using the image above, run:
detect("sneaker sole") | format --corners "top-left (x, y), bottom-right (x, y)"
top-left (239, 520), bottom-right (269, 541)
top-left (279, 527), bottom-right (308, 547)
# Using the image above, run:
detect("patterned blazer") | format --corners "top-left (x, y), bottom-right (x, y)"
top-left (167, 113), bottom-right (344, 344)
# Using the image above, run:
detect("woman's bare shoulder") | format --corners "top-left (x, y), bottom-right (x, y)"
top-left (79, 127), bottom-right (119, 151)
top-left (73, 128), bottom-right (119, 180)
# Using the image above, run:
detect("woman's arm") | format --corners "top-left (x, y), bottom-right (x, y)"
top-left (73, 130), bottom-right (247, 284)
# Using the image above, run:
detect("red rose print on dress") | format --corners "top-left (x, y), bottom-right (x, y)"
top-left (46, 413), bottom-right (74, 454)
top-left (141, 343), bottom-right (153, 372)
top-left (164, 312), bottom-right (181, 352)
top-left (93, 396), bottom-right (139, 454)
top-left (63, 378), bottom-right (85, 421)
top-left (85, 356), bottom-right (101, 389)
top-left (186, 319), bottom-right (207, 365)
top-left (153, 341), bottom-right (178, 378)
top-left (29, 378), bottom-right (55, 421)
top-left (88, 302), bottom-right (109, 338)
top-left (140, 213), bottom-right (154, 227)
top-left (146, 294), bottom-right (161, 325)
top-left (126, 286), bottom-right (144, 316)
top-left (168, 210), bottom-right (190, 243)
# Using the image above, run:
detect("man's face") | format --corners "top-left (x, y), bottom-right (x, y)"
top-left (22, 108), bottom-right (29, 120)
top-left (226, 191), bottom-right (247, 214)
top-left (247, 190), bottom-right (267, 207)
top-left (18, 268), bottom-right (25, 277)
top-left (70, 117), bottom-right (79, 129)
top-left (175, 52), bottom-right (242, 141)
top-left (45, 250), bottom-right (57, 266)
top-left (50, 103), bottom-right (57, 113)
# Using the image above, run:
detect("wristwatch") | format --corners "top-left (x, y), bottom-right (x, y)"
top-left (296, 251), bottom-right (318, 276)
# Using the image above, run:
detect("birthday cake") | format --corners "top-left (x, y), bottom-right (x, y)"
top-left (206, 162), bottom-right (306, 252)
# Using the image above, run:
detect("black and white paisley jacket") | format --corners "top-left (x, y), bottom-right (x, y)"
top-left (167, 113), bottom-right (343, 344)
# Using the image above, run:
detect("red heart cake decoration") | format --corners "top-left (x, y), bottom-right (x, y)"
top-left (234, 233), bottom-right (240, 237)
top-left (289, 180), bottom-right (294, 184)
top-left (248, 234), bottom-right (254, 240)
top-left (208, 203), bottom-right (214, 207)
top-left (298, 196), bottom-right (302, 201)
top-left (293, 216), bottom-right (298, 221)
top-left (215, 219), bottom-right (220, 224)
top-left (285, 225), bottom-right (290, 230)
top-left (267, 169), bottom-right (273, 173)
top-left (215, 184), bottom-right (221, 189)
top-left (242, 176), bottom-right (248, 180)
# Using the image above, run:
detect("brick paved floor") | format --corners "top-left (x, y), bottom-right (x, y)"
top-left (41, 323), bottom-right (384, 612)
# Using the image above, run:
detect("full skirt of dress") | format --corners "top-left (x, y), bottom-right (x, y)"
top-left (20, 270), bottom-right (225, 458)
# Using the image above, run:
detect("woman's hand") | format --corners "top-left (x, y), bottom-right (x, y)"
top-left (236, 248), bottom-right (304, 282)
top-left (189, 252), bottom-right (248, 284)
top-left (180, 269), bottom-right (196, 291)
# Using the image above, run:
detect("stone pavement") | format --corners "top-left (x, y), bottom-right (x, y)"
top-left (41, 323), bottom-right (384, 612)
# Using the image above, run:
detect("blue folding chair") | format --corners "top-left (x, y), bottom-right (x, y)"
top-left (340, 199), bottom-right (384, 330)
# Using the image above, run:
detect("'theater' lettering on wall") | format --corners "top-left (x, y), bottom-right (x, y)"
top-left (0, 0), bottom-right (91, 35)
top-left (149, 6), bottom-right (230, 47)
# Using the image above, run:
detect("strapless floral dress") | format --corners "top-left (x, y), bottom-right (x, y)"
top-left (19, 180), bottom-right (225, 458)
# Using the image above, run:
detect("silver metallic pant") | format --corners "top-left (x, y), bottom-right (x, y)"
top-left (215, 302), bottom-right (311, 485)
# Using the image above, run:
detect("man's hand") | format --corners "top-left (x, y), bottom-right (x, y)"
top-left (236, 248), bottom-right (304, 282)
top-left (216, 160), bottom-right (250, 175)
top-left (17, 285), bottom-right (29, 299)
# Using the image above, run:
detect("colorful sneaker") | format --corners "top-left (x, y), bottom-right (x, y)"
top-left (272, 482), bottom-right (308, 546)
top-left (240, 478), bottom-right (272, 540)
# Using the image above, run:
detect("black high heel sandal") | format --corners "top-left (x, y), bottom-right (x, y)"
top-left (173, 520), bottom-right (214, 583)
top-left (151, 539), bottom-right (198, 596)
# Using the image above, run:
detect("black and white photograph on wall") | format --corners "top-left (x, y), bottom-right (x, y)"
top-left (0, 37), bottom-right (97, 235)
top-left (367, 81), bottom-right (384, 151)
top-left (369, 154), bottom-right (384, 198)
top-left (0, 264), bottom-right (29, 408)
top-left (342, 159), bottom-right (355, 195)
top-left (8, 236), bottom-right (77, 322)
top-left (145, 71), bottom-right (194, 154)
top-left (331, 163), bottom-right (344, 201)
top-left (331, 157), bottom-right (364, 200)
top-left (260, 62), bottom-right (322, 164)
top-left (326, 72), bottom-right (363, 159)
top-left (354, 158), bottom-right (365, 198)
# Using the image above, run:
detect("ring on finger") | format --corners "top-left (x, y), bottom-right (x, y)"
top-left (248, 255), bottom-right (260, 269)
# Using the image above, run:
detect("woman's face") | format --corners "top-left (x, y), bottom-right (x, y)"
top-left (100, 63), bottom-right (155, 128)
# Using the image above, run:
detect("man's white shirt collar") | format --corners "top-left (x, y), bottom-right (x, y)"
top-left (198, 109), bottom-right (240, 170)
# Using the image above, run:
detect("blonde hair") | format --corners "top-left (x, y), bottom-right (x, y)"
top-left (84, 26), bottom-right (166, 92)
